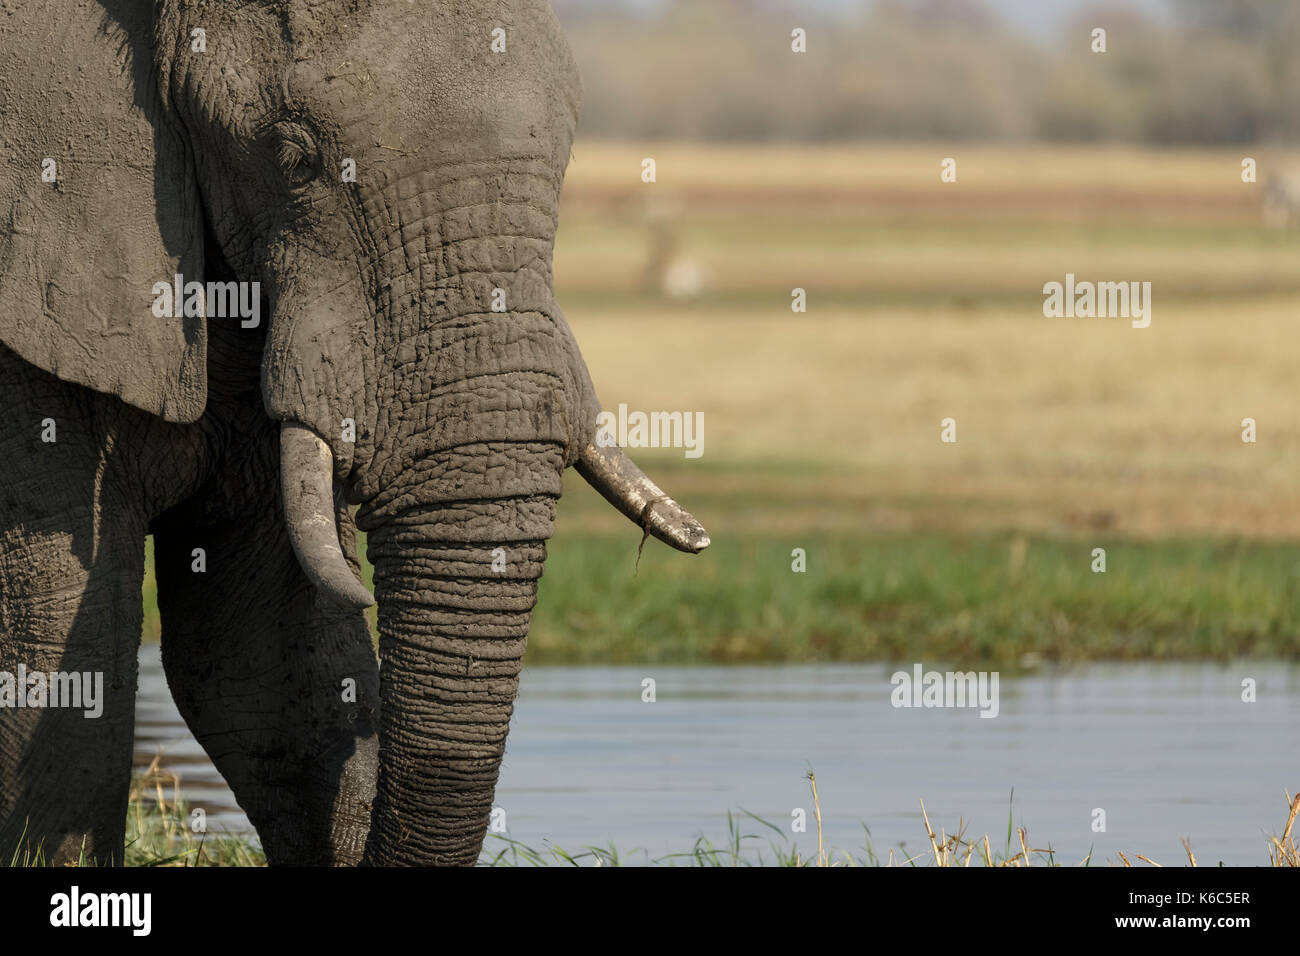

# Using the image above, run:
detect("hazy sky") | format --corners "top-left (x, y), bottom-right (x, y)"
top-left (982, 0), bottom-right (1172, 38)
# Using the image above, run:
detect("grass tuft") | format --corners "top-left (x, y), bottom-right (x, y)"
top-left (480, 775), bottom-right (1300, 868)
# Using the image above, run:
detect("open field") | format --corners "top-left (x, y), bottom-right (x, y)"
top-left (555, 143), bottom-right (1300, 539)
top-left (138, 143), bottom-right (1300, 663)
top-left (555, 142), bottom-right (1300, 305)
top-left (566, 303), bottom-right (1300, 538)
top-left (563, 143), bottom-right (1288, 199)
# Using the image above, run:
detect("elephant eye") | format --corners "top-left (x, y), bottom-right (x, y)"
top-left (274, 127), bottom-right (321, 189)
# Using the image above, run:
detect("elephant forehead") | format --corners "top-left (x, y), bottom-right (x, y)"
top-left (290, 1), bottom-right (579, 166)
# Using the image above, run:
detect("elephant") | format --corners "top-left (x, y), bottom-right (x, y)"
top-left (0, 0), bottom-right (708, 866)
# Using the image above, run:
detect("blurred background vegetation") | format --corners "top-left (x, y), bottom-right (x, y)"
top-left (143, 1), bottom-right (1300, 665)
top-left (556, 0), bottom-right (1300, 145)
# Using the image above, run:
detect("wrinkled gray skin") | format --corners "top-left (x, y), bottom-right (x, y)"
top-left (0, 0), bottom-right (706, 866)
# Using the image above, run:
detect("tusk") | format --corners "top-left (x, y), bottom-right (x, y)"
top-left (279, 422), bottom-right (376, 608)
top-left (575, 440), bottom-right (710, 554)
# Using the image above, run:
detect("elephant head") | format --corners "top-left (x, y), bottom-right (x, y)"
top-left (0, 0), bottom-right (707, 864)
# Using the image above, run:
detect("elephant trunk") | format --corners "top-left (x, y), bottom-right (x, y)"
top-left (356, 441), bottom-right (564, 865)
top-left (272, 177), bottom-right (709, 862)
top-left (278, 411), bottom-right (710, 866)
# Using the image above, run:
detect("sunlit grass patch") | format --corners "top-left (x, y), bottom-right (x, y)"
top-left (122, 756), bottom-right (265, 867)
top-left (525, 531), bottom-right (1300, 666)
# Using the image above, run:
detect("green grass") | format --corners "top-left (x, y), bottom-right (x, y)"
top-left (122, 761), bottom-right (266, 867)
top-left (482, 791), bottom-right (1300, 867)
top-left (141, 531), bottom-right (1300, 666)
top-left (523, 532), bottom-right (1300, 666)
top-left (16, 778), bottom-right (1292, 869)
top-left (15, 771), bottom-right (1293, 868)
top-left (486, 774), bottom-right (1300, 868)
top-left (9, 763), bottom-right (266, 867)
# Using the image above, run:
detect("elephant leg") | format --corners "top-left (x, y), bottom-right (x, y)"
top-left (151, 488), bottom-right (380, 865)
top-left (0, 360), bottom-right (149, 866)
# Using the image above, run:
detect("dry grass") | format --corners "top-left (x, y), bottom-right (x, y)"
top-left (564, 142), bottom-right (1289, 196)
top-left (19, 769), bottom-right (1295, 867)
top-left (485, 776), bottom-right (1300, 867)
top-left (555, 142), bottom-right (1300, 300)
top-left (566, 301), bottom-right (1300, 539)
top-left (9, 758), bottom-right (264, 867)
top-left (1268, 793), bottom-right (1300, 867)
top-left (548, 142), bottom-right (1300, 540)
top-left (871, 786), bottom-right (1300, 869)
top-left (121, 755), bottom-right (265, 867)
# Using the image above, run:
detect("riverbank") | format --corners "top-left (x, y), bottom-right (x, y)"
top-left (38, 772), bottom-right (1298, 868)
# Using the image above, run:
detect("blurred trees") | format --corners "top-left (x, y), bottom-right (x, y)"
top-left (551, 0), bottom-right (1300, 144)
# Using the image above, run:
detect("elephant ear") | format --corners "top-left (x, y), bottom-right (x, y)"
top-left (0, 2), bottom-right (206, 423)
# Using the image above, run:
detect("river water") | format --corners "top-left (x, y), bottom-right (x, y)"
top-left (134, 644), bottom-right (1300, 865)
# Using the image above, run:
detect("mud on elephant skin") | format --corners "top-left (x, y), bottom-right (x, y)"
top-left (0, 0), bottom-right (707, 866)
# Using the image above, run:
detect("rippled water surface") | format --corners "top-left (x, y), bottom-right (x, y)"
top-left (135, 645), bottom-right (1300, 864)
